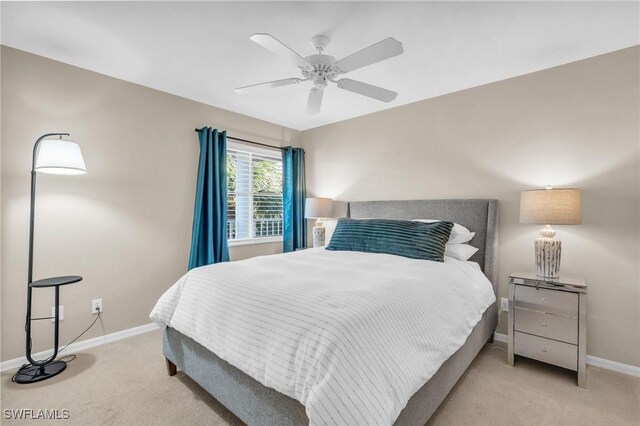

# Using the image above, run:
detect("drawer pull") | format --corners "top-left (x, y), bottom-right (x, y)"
top-left (541, 348), bottom-right (547, 353)
top-left (542, 322), bottom-right (548, 327)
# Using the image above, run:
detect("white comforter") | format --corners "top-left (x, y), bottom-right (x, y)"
top-left (150, 248), bottom-right (495, 426)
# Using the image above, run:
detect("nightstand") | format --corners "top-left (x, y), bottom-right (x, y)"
top-left (507, 271), bottom-right (587, 388)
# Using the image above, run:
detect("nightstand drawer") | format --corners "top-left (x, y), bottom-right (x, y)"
top-left (515, 286), bottom-right (578, 318)
top-left (515, 308), bottom-right (578, 344)
top-left (514, 332), bottom-right (577, 371)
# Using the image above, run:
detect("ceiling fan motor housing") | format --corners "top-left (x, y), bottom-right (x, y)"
top-left (302, 54), bottom-right (338, 88)
top-left (312, 75), bottom-right (328, 89)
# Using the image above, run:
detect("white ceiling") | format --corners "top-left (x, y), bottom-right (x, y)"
top-left (2, 1), bottom-right (638, 131)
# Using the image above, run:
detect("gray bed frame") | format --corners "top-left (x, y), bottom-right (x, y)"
top-left (163, 199), bottom-right (499, 425)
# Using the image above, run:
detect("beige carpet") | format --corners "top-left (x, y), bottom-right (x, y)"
top-left (2, 329), bottom-right (638, 425)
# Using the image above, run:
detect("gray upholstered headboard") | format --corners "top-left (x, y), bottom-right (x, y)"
top-left (347, 199), bottom-right (499, 294)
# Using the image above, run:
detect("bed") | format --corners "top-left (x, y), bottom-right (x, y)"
top-left (154, 199), bottom-right (499, 425)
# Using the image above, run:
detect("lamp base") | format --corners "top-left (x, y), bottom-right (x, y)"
top-left (535, 237), bottom-right (561, 279)
top-left (312, 222), bottom-right (326, 248)
top-left (14, 360), bottom-right (66, 384)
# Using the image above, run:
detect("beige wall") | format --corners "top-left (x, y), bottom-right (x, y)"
top-left (1, 47), bottom-right (292, 361)
top-left (2, 45), bottom-right (638, 368)
top-left (302, 47), bottom-right (640, 367)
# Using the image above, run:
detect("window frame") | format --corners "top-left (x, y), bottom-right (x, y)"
top-left (226, 140), bottom-right (284, 247)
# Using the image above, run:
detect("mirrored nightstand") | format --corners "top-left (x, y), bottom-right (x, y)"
top-left (507, 272), bottom-right (587, 388)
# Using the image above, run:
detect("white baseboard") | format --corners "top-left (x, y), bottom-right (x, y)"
top-left (1, 322), bottom-right (160, 373)
top-left (494, 332), bottom-right (509, 343)
top-left (493, 332), bottom-right (640, 377)
top-left (585, 354), bottom-right (640, 377)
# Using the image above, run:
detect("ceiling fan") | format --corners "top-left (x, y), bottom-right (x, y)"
top-left (235, 33), bottom-right (404, 114)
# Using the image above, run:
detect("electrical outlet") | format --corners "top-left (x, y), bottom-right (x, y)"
top-left (500, 298), bottom-right (509, 313)
top-left (92, 299), bottom-right (103, 314)
top-left (51, 306), bottom-right (64, 322)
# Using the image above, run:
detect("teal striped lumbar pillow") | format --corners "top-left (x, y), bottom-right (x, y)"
top-left (325, 218), bottom-right (454, 262)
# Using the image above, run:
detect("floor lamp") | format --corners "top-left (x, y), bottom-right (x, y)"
top-left (14, 133), bottom-right (87, 384)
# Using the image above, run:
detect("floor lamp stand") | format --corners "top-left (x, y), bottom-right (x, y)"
top-left (14, 133), bottom-right (83, 384)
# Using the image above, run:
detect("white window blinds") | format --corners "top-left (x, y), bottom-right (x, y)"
top-left (227, 143), bottom-right (283, 241)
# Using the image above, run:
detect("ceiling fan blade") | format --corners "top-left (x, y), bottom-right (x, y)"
top-left (235, 78), bottom-right (301, 94)
top-left (250, 33), bottom-right (310, 68)
top-left (335, 37), bottom-right (403, 73)
top-left (336, 78), bottom-right (397, 102)
top-left (307, 88), bottom-right (324, 114)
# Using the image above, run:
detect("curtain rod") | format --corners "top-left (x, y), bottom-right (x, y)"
top-left (194, 128), bottom-right (285, 151)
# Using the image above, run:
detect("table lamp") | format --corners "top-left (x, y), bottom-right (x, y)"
top-left (14, 133), bottom-right (86, 384)
top-left (519, 187), bottom-right (581, 279)
top-left (305, 198), bottom-right (333, 248)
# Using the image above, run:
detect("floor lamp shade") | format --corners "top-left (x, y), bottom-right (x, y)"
top-left (305, 198), bottom-right (334, 248)
top-left (520, 188), bottom-right (581, 279)
top-left (35, 139), bottom-right (87, 175)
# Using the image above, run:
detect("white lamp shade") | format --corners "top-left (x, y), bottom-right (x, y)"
top-left (305, 198), bottom-right (333, 219)
top-left (35, 139), bottom-right (86, 175)
top-left (520, 188), bottom-right (581, 225)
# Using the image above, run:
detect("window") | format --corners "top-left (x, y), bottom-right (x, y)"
top-left (227, 142), bottom-right (283, 244)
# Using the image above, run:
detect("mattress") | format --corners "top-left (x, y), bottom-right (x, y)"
top-left (151, 248), bottom-right (495, 426)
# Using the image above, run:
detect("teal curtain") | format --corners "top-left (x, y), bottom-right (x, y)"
top-left (282, 147), bottom-right (306, 252)
top-left (188, 127), bottom-right (229, 269)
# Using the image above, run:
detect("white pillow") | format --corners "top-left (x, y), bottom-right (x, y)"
top-left (445, 243), bottom-right (479, 261)
top-left (412, 219), bottom-right (475, 244)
